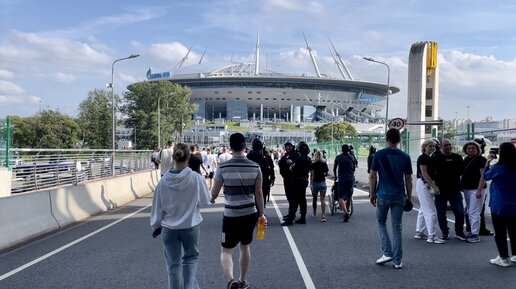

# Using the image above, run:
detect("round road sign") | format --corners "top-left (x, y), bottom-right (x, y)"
top-left (388, 118), bottom-right (405, 130)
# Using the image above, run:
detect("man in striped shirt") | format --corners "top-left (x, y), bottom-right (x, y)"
top-left (210, 133), bottom-right (266, 289)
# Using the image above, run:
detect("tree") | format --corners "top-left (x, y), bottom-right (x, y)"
top-left (123, 80), bottom-right (198, 149)
top-left (77, 89), bottom-right (113, 148)
top-left (314, 122), bottom-right (358, 143)
top-left (11, 116), bottom-right (37, 148)
top-left (11, 110), bottom-right (81, 148)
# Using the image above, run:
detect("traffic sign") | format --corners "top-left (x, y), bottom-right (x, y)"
top-left (388, 118), bottom-right (405, 130)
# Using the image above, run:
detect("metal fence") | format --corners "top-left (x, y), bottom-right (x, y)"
top-left (0, 117), bottom-right (11, 170)
top-left (9, 149), bottom-right (153, 193)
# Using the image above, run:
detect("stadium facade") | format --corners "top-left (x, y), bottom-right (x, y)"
top-left (140, 36), bottom-right (400, 124)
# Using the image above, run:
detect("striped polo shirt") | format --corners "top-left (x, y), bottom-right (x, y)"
top-left (215, 155), bottom-right (262, 217)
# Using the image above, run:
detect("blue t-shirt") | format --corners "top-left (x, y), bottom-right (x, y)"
top-left (371, 147), bottom-right (412, 201)
top-left (483, 164), bottom-right (516, 216)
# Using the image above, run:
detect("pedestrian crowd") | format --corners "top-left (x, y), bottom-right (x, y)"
top-left (149, 131), bottom-right (516, 289)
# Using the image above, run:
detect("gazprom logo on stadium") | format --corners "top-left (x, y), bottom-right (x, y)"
top-left (146, 67), bottom-right (171, 80)
top-left (358, 90), bottom-right (380, 103)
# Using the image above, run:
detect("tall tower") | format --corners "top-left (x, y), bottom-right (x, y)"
top-left (407, 41), bottom-right (439, 159)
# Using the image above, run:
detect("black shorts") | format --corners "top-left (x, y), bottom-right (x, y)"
top-left (221, 213), bottom-right (257, 248)
top-left (338, 178), bottom-right (355, 200)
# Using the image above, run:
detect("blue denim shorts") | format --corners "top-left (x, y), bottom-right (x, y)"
top-left (312, 181), bottom-right (327, 193)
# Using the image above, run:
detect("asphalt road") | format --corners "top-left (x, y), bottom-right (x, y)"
top-left (1, 165), bottom-right (515, 289)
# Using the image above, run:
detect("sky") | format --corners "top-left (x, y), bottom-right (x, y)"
top-left (1, 0), bottom-right (516, 122)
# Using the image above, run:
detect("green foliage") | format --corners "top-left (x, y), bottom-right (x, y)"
top-left (11, 110), bottom-right (81, 148)
top-left (123, 81), bottom-right (198, 149)
top-left (314, 122), bottom-right (358, 143)
top-left (77, 89), bottom-right (113, 148)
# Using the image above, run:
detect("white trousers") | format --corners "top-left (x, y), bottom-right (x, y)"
top-left (415, 179), bottom-right (438, 237)
top-left (463, 189), bottom-right (487, 235)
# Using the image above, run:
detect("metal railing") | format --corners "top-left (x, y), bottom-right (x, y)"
top-left (9, 149), bottom-right (153, 194)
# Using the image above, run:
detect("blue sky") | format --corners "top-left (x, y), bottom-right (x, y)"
top-left (1, 0), bottom-right (516, 121)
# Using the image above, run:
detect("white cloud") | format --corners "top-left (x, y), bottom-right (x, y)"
top-left (0, 95), bottom-right (25, 105)
top-left (147, 42), bottom-right (200, 69)
top-left (37, 72), bottom-right (77, 83)
top-left (0, 69), bottom-right (14, 79)
top-left (0, 30), bottom-right (111, 74)
top-left (0, 80), bottom-right (24, 94)
top-left (31, 96), bottom-right (42, 103)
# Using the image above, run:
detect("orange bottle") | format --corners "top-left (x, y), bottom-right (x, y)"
top-left (256, 217), bottom-right (266, 240)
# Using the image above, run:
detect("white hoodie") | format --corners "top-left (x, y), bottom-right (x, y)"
top-left (150, 167), bottom-right (211, 230)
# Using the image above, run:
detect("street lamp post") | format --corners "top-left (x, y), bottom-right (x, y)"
top-left (110, 54), bottom-right (140, 175)
top-left (157, 92), bottom-right (176, 148)
top-left (363, 57), bottom-right (390, 133)
top-left (158, 95), bottom-right (162, 148)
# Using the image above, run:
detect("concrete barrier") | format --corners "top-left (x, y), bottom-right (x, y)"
top-left (50, 180), bottom-right (111, 227)
top-left (0, 190), bottom-right (59, 251)
top-left (0, 169), bottom-right (160, 251)
top-left (0, 168), bottom-right (12, 197)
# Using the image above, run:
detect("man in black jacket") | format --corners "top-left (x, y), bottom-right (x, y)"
top-left (432, 139), bottom-right (467, 240)
top-left (278, 140), bottom-right (299, 225)
top-left (282, 141), bottom-right (311, 226)
top-left (247, 139), bottom-right (274, 208)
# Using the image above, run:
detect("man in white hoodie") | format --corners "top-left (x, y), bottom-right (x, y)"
top-left (151, 143), bottom-right (211, 289)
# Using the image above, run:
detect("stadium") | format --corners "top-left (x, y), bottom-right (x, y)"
top-left (141, 37), bottom-right (399, 124)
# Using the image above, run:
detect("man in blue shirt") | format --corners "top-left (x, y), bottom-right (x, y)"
top-left (369, 129), bottom-right (413, 269)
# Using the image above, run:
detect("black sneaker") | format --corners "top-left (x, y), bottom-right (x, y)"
top-left (281, 220), bottom-right (293, 226)
top-left (479, 229), bottom-right (494, 236)
top-left (343, 213), bottom-right (349, 222)
top-left (227, 279), bottom-right (239, 289)
top-left (455, 232), bottom-right (467, 241)
top-left (441, 233), bottom-right (449, 240)
top-left (239, 280), bottom-right (250, 289)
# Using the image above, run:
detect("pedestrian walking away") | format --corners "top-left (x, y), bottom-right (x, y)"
top-left (150, 143), bottom-right (211, 289)
top-left (483, 142), bottom-right (516, 267)
top-left (310, 151), bottom-right (329, 222)
top-left (210, 133), bottom-right (267, 289)
top-left (369, 128), bottom-right (413, 269)
top-left (333, 144), bottom-right (356, 222)
top-left (156, 140), bottom-right (175, 177)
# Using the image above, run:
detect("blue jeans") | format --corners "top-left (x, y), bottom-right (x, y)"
top-left (434, 191), bottom-right (464, 236)
top-left (162, 225), bottom-right (201, 289)
top-left (376, 197), bottom-right (405, 264)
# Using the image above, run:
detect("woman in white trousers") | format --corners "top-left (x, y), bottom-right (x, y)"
top-left (461, 141), bottom-right (487, 243)
top-left (415, 139), bottom-right (446, 244)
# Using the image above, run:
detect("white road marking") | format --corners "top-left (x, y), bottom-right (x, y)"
top-left (270, 194), bottom-right (316, 289)
top-left (0, 205), bottom-right (151, 282)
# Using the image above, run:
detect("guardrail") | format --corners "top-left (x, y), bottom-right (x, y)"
top-left (9, 149), bottom-right (152, 193)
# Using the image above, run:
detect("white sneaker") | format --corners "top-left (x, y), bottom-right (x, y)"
top-left (376, 255), bottom-right (393, 264)
top-left (489, 256), bottom-right (511, 267)
top-left (511, 256), bottom-right (516, 263)
top-left (414, 231), bottom-right (427, 240)
top-left (393, 262), bottom-right (403, 269)
top-left (427, 236), bottom-right (446, 244)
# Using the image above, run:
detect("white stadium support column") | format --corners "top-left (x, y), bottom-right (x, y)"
top-left (407, 41), bottom-right (439, 160)
top-left (260, 104), bottom-right (264, 122)
top-left (293, 106), bottom-right (301, 123)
